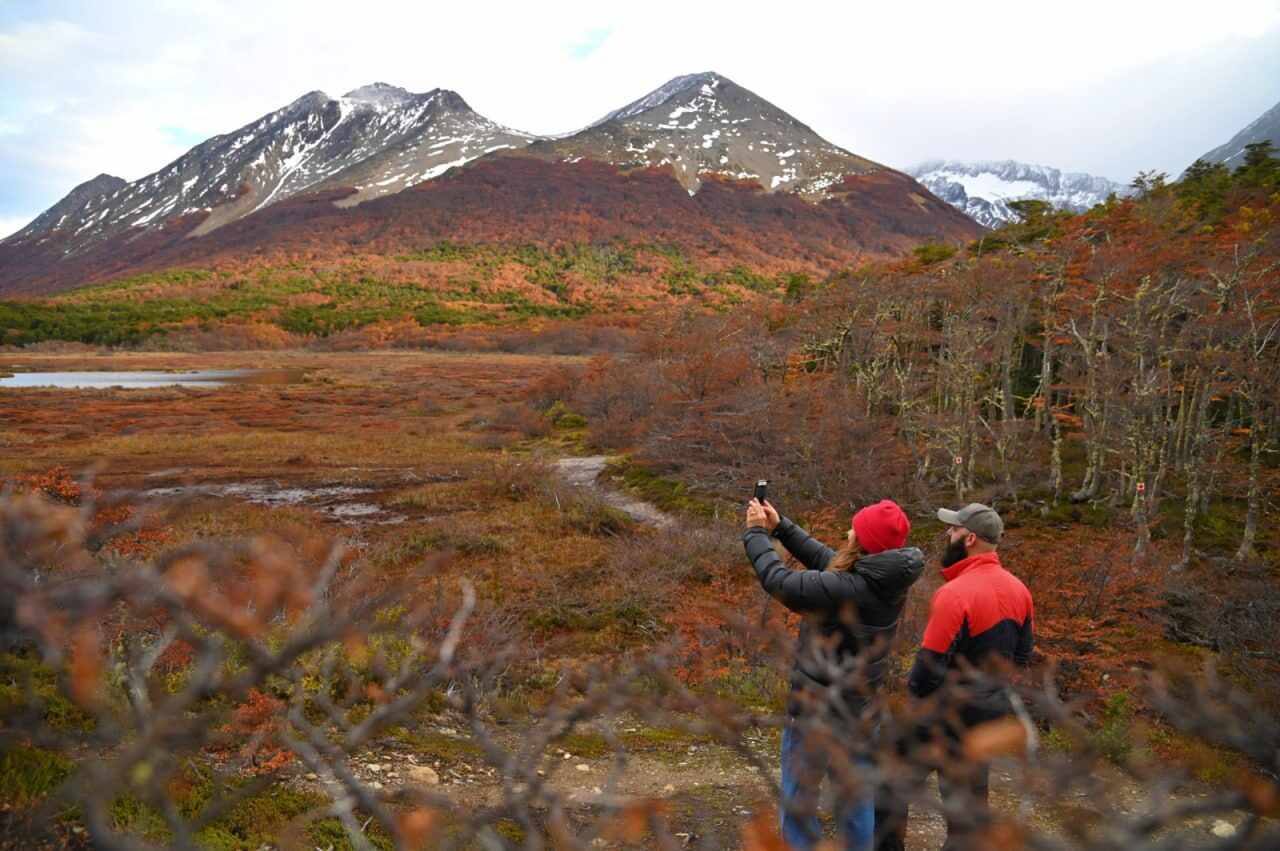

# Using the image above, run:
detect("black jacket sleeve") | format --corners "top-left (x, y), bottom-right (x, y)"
top-left (772, 516), bottom-right (835, 571)
top-left (1014, 614), bottom-right (1034, 667)
top-left (907, 648), bottom-right (951, 699)
top-left (743, 526), bottom-right (872, 615)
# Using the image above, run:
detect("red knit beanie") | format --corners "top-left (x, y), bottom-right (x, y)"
top-left (852, 499), bottom-right (910, 554)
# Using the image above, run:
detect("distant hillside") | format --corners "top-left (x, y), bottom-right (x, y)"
top-left (0, 156), bottom-right (982, 298)
top-left (1196, 97), bottom-right (1280, 170)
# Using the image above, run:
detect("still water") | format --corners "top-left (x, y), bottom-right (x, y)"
top-left (0, 370), bottom-right (300, 389)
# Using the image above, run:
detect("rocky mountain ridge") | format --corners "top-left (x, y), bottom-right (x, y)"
top-left (904, 159), bottom-right (1127, 228)
top-left (1195, 98), bottom-right (1280, 170)
top-left (519, 72), bottom-right (881, 196)
top-left (6, 84), bottom-right (538, 254)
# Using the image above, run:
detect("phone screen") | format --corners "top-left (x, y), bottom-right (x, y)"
top-left (754, 480), bottom-right (768, 502)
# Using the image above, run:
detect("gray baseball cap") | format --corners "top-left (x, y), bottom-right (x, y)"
top-left (937, 503), bottom-right (1003, 543)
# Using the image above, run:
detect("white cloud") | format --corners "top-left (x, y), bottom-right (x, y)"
top-left (0, 18), bottom-right (96, 67)
top-left (2, 0), bottom-right (1279, 222)
top-left (0, 216), bottom-right (32, 240)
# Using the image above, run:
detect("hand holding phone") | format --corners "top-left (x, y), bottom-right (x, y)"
top-left (749, 480), bottom-right (779, 532)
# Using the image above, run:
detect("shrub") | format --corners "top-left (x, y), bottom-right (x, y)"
top-left (912, 242), bottom-right (958, 265)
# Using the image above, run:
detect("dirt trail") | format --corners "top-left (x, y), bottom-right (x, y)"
top-left (337, 719), bottom-right (1251, 849)
top-left (554, 455), bottom-right (675, 528)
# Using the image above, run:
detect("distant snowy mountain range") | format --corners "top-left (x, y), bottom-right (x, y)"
top-left (904, 160), bottom-right (1128, 228)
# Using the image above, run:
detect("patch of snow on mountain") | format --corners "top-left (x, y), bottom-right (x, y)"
top-left (930, 170), bottom-right (1043, 201)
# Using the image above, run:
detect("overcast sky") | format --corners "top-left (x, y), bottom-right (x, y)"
top-left (3, 0), bottom-right (1280, 238)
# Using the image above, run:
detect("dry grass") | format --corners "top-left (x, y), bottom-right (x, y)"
top-left (0, 349), bottom-right (674, 675)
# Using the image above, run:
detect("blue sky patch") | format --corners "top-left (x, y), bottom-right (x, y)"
top-left (162, 125), bottom-right (207, 147)
top-left (568, 27), bottom-right (612, 60)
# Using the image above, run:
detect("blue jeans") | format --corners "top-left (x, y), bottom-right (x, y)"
top-left (780, 722), bottom-right (874, 851)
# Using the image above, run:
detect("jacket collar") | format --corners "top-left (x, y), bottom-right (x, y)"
top-left (940, 550), bottom-right (1002, 583)
top-left (856, 546), bottom-right (926, 593)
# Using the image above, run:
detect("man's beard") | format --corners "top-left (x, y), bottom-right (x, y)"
top-left (940, 536), bottom-right (969, 568)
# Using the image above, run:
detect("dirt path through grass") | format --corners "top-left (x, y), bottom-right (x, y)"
top-left (554, 456), bottom-right (674, 528)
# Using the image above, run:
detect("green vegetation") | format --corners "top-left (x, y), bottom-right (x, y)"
top-left (912, 241), bottom-right (958, 265)
top-left (0, 240), bottom-right (805, 347)
top-left (389, 728), bottom-right (483, 765)
top-left (619, 724), bottom-right (717, 754)
top-left (1091, 692), bottom-right (1135, 764)
top-left (783, 271), bottom-right (814, 301)
top-left (556, 495), bottom-right (636, 537)
top-left (969, 199), bottom-right (1069, 254)
top-left (0, 263), bottom-right (587, 346)
top-left (703, 664), bottom-right (788, 711)
top-left (0, 745), bottom-right (74, 807)
top-left (0, 650), bottom-right (95, 732)
top-left (557, 731), bottom-right (611, 758)
top-left (662, 250), bottom-right (702, 295)
top-left (108, 771), bottom-right (396, 850)
top-left (604, 459), bottom-right (718, 519)
top-left (705, 265), bottom-right (776, 293)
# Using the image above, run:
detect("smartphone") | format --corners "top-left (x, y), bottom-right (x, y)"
top-left (754, 479), bottom-right (768, 503)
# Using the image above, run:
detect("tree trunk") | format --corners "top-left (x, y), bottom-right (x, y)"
top-left (1235, 407), bottom-right (1264, 562)
top-left (1050, 412), bottom-right (1063, 503)
top-left (1179, 381), bottom-right (1212, 569)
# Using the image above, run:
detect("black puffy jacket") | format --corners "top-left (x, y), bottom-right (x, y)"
top-left (743, 516), bottom-right (925, 718)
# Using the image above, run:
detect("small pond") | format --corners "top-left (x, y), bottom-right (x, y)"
top-left (0, 369), bottom-right (302, 389)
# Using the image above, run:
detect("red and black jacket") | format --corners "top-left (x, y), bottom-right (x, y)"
top-left (907, 552), bottom-right (1033, 717)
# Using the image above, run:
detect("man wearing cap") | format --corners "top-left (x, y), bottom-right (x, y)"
top-left (902, 502), bottom-right (1034, 850)
top-left (744, 498), bottom-right (925, 851)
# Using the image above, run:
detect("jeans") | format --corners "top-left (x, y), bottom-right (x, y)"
top-left (780, 722), bottom-right (875, 851)
top-left (875, 707), bottom-right (1001, 851)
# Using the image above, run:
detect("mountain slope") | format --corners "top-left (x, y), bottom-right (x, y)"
top-left (904, 160), bottom-right (1126, 228)
top-left (1196, 98), bottom-right (1280, 169)
top-left (0, 157), bottom-right (983, 297)
top-left (520, 72), bottom-right (881, 197)
top-left (3, 84), bottom-right (537, 255)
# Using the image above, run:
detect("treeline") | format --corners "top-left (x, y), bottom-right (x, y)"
top-left (546, 144), bottom-right (1280, 567)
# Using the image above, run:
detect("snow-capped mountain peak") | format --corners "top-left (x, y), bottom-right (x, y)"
top-left (525, 70), bottom-right (881, 197)
top-left (6, 85), bottom-right (542, 254)
top-left (904, 159), bottom-right (1127, 227)
top-left (592, 71), bottom-right (722, 127)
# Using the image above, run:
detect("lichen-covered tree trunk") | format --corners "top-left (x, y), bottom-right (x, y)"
top-left (1180, 378), bottom-right (1212, 568)
top-left (1235, 409), bottom-right (1264, 562)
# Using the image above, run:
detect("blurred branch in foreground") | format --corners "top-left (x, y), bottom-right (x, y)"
top-left (0, 478), bottom-right (1277, 849)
